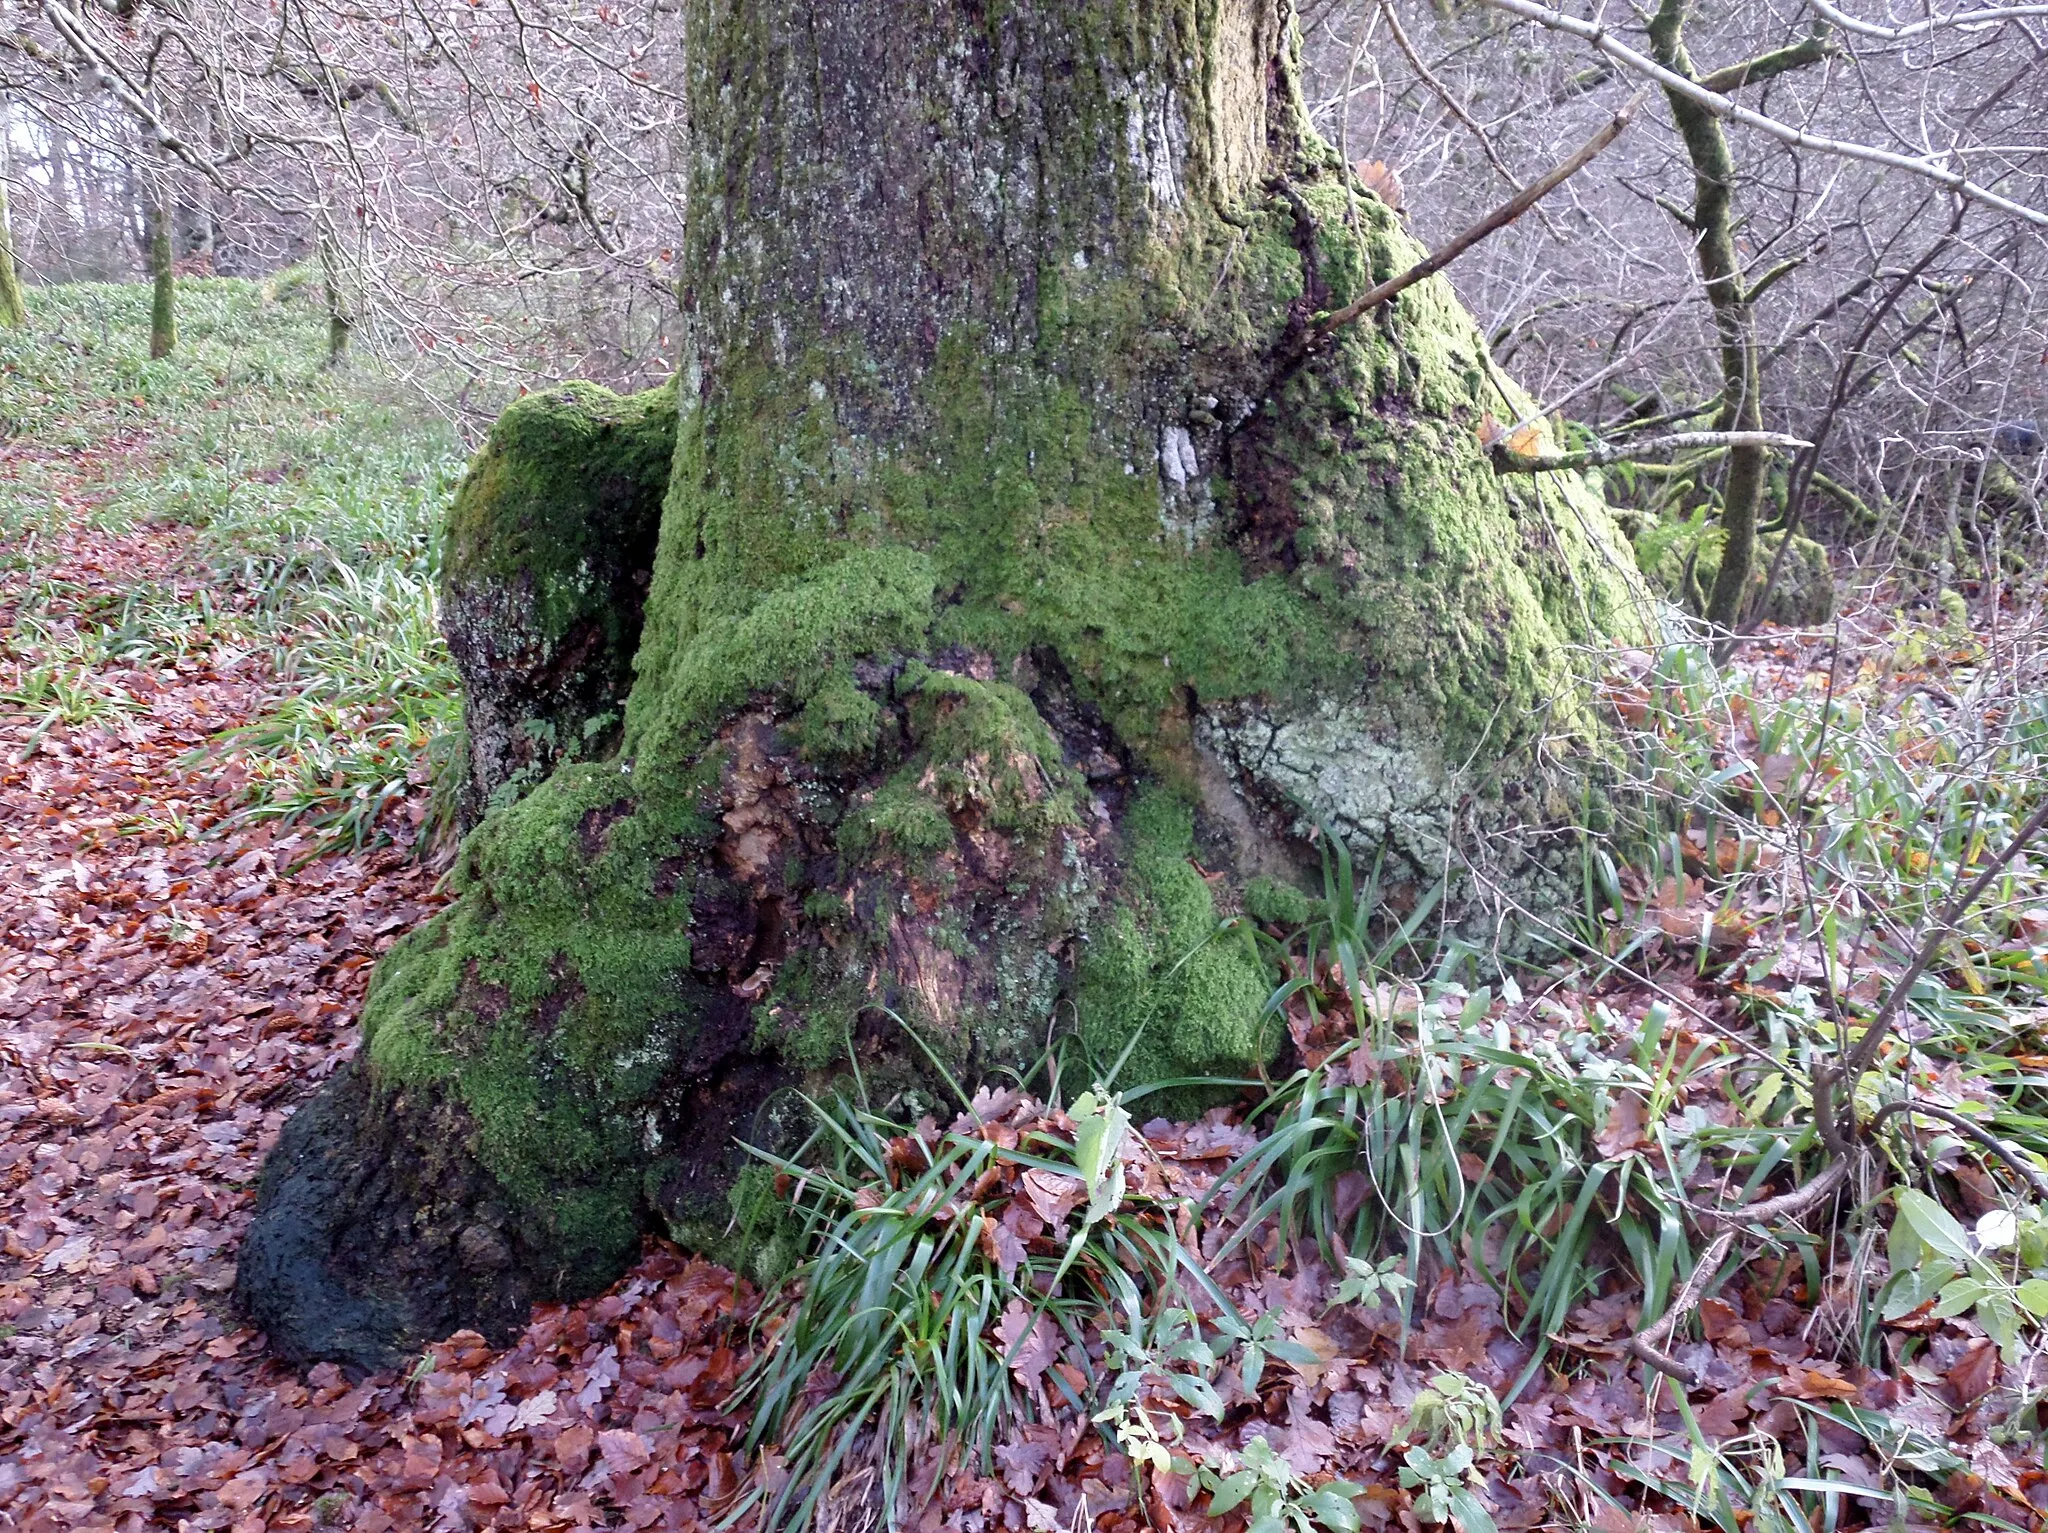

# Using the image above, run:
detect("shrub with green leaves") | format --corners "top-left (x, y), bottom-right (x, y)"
top-left (1881, 1186), bottom-right (2048, 1360)
top-left (1196, 1437), bottom-right (1365, 1533)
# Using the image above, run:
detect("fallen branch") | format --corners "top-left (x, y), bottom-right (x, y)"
top-left (1627, 1228), bottom-right (1735, 1384)
top-left (1311, 87), bottom-right (1648, 344)
top-left (1491, 429), bottom-right (1811, 474)
top-left (1696, 1156), bottom-right (1853, 1229)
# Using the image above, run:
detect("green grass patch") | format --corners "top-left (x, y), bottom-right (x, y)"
top-left (0, 276), bottom-right (471, 857)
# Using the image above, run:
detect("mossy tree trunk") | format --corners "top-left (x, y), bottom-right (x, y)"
top-left (1648, 0), bottom-right (1765, 634)
top-left (0, 96), bottom-right (27, 329)
top-left (239, 0), bottom-right (1652, 1367)
top-left (318, 232), bottom-right (352, 366)
top-left (145, 160), bottom-right (176, 360)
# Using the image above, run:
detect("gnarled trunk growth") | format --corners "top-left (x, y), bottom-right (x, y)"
top-left (239, 0), bottom-right (1652, 1368)
top-left (441, 381), bottom-right (676, 828)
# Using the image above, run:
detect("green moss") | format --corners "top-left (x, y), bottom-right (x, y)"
top-left (792, 667), bottom-right (883, 763)
top-left (838, 665), bottom-right (1088, 864)
top-left (630, 189), bottom-right (1643, 804)
top-left (759, 951), bottom-right (868, 1073)
top-left (440, 379), bottom-right (679, 819)
top-left (840, 777), bottom-right (957, 861)
top-left (1075, 789), bottom-right (1275, 1098)
top-left (666, 1162), bottom-right (804, 1290)
top-left (629, 544), bottom-right (938, 761)
top-left (898, 665), bottom-right (1087, 836)
top-left (443, 380), bottom-right (676, 651)
top-left (353, 154), bottom-right (1653, 1298)
top-left (1633, 517), bottom-right (1833, 627)
top-left (1244, 875), bottom-right (1314, 928)
top-left (361, 757), bottom-right (720, 1289)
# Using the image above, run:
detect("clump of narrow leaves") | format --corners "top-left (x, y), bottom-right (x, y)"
top-left (729, 1085), bottom-right (1190, 1532)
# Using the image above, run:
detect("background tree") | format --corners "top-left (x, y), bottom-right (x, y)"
top-left (141, 141), bottom-right (171, 355)
top-left (0, 93), bottom-right (25, 325)
top-left (1299, 0), bottom-right (2048, 630)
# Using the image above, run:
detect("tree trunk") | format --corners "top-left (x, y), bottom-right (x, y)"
top-left (238, 0), bottom-right (1652, 1368)
top-left (1648, 0), bottom-right (1761, 636)
top-left (318, 231), bottom-right (353, 365)
top-left (0, 97), bottom-right (27, 328)
top-left (48, 119), bottom-right (71, 239)
top-left (145, 161), bottom-right (176, 359)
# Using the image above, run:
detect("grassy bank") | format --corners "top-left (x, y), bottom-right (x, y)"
top-left (0, 277), bottom-right (470, 857)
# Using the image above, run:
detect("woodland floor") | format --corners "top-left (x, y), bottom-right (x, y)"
top-left (0, 448), bottom-right (760, 1532)
top-left (5, 285), bottom-right (2048, 1533)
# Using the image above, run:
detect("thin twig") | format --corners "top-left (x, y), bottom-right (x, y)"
top-left (1378, 0), bottom-right (1536, 206)
top-left (1471, 0), bottom-right (2048, 228)
top-left (1310, 87), bottom-right (1648, 344)
top-left (1626, 1228), bottom-right (1735, 1383)
top-left (1838, 793), bottom-right (2048, 1091)
top-left (1865, 1101), bottom-right (2048, 1201)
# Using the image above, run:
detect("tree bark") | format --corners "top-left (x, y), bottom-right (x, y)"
top-left (145, 155), bottom-right (175, 359)
top-left (1648, 0), bottom-right (1761, 635)
top-left (318, 231), bottom-right (352, 365)
top-left (47, 119), bottom-right (71, 240)
top-left (0, 97), bottom-right (27, 328)
top-left (239, 0), bottom-right (1653, 1369)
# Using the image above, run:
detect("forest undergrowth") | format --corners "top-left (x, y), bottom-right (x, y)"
top-left (4, 282), bottom-right (2048, 1533)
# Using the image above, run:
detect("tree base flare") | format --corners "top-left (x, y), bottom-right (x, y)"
top-left (236, 0), bottom-right (1656, 1368)
top-left (235, 1060), bottom-right (539, 1370)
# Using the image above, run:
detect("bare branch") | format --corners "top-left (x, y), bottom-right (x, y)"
top-left (1491, 428), bottom-right (1812, 473)
top-left (1472, 0), bottom-right (2048, 227)
top-left (1312, 86), bottom-right (1648, 344)
top-left (1696, 30), bottom-right (1837, 93)
top-left (41, 0), bottom-right (228, 184)
top-left (1807, 0), bottom-right (2048, 41)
